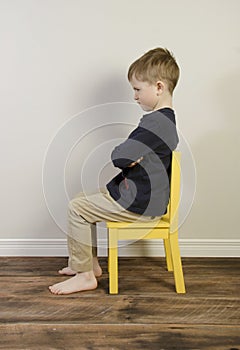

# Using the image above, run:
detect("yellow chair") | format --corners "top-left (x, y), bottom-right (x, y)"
top-left (106, 151), bottom-right (186, 294)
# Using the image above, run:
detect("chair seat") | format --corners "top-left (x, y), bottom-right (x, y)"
top-left (106, 217), bottom-right (170, 229)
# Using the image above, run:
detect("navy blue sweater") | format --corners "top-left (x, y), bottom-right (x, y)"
top-left (106, 108), bottom-right (179, 216)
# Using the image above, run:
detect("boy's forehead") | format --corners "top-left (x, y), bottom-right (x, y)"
top-left (130, 74), bottom-right (138, 83)
top-left (130, 76), bottom-right (151, 88)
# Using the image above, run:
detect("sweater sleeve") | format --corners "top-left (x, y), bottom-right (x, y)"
top-left (111, 112), bottom-right (178, 169)
top-left (111, 128), bottom-right (161, 169)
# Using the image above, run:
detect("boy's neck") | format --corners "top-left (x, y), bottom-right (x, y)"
top-left (153, 93), bottom-right (173, 111)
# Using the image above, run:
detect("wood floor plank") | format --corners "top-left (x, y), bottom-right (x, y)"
top-left (0, 324), bottom-right (239, 350)
top-left (1, 257), bottom-right (239, 276)
top-left (0, 257), bottom-right (69, 276)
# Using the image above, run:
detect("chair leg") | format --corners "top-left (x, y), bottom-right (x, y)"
top-left (108, 228), bottom-right (118, 294)
top-left (169, 231), bottom-right (186, 293)
top-left (164, 238), bottom-right (173, 271)
top-left (107, 233), bottom-right (111, 273)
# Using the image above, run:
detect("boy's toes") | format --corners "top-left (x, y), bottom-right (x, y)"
top-left (49, 285), bottom-right (58, 294)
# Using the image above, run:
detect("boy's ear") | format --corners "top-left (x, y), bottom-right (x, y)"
top-left (156, 80), bottom-right (165, 94)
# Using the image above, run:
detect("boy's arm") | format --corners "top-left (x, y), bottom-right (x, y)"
top-left (111, 114), bottom-right (178, 169)
top-left (111, 129), bottom-right (163, 169)
top-left (111, 128), bottom-right (158, 169)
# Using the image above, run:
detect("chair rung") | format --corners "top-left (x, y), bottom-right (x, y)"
top-left (116, 229), bottom-right (169, 240)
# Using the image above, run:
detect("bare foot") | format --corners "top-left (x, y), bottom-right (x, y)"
top-left (58, 257), bottom-right (102, 277)
top-left (58, 266), bottom-right (76, 276)
top-left (49, 271), bottom-right (97, 295)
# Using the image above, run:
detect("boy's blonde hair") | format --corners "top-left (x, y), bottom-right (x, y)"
top-left (128, 48), bottom-right (180, 95)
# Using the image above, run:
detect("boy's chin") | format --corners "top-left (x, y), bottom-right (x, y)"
top-left (140, 104), bottom-right (153, 112)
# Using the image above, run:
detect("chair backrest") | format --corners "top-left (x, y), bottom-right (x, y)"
top-left (163, 151), bottom-right (181, 233)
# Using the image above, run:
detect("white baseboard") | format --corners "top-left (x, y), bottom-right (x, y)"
top-left (0, 238), bottom-right (239, 257)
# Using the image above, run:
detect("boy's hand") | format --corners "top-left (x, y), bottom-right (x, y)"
top-left (128, 157), bottom-right (143, 167)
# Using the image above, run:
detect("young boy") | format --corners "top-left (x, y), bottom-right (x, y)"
top-left (49, 47), bottom-right (180, 295)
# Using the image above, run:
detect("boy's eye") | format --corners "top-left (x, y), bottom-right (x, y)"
top-left (134, 88), bottom-right (140, 92)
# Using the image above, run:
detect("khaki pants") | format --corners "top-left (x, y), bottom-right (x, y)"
top-left (67, 188), bottom-right (161, 272)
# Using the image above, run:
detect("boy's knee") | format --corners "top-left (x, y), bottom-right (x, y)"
top-left (68, 194), bottom-right (86, 216)
top-left (68, 198), bottom-right (77, 214)
top-left (68, 196), bottom-right (91, 227)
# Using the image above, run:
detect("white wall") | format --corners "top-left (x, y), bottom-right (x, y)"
top-left (0, 0), bottom-right (239, 251)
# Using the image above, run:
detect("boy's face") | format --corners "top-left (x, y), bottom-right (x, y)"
top-left (130, 75), bottom-right (160, 112)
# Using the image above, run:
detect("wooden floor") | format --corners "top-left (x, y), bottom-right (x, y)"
top-left (0, 257), bottom-right (239, 350)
